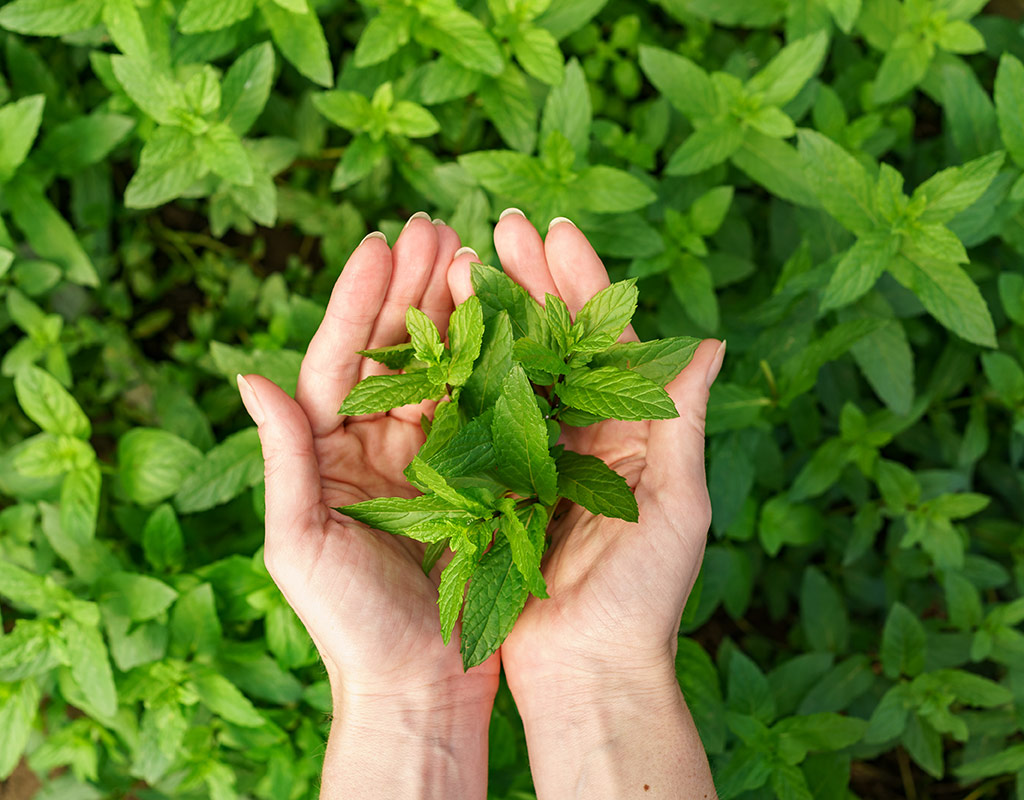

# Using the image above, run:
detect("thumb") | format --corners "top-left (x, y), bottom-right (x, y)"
top-left (236, 373), bottom-right (326, 581)
top-left (643, 339), bottom-right (726, 499)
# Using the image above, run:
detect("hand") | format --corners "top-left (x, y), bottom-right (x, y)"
top-left (237, 214), bottom-right (498, 798)
top-left (446, 211), bottom-right (723, 797)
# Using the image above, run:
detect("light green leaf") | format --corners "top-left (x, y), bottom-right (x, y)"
top-left (190, 665), bottom-right (265, 726)
top-left (588, 337), bottom-right (700, 387)
top-left (0, 679), bottom-right (39, 780)
top-left (438, 547), bottom-right (474, 645)
top-left (913, 151), bottom-right (1005, 224)
top-left (37, 112), bottom-right (135, 175)
top-left (118, 428), bottom-right (203, 506)
top-left (478, 65), bottom-right (537, 153)
top-left (470, 263), bottom-right (546, 341)
top-left (669, 254), bottom-right (719, 332)
top-left (353, 9), bottom-right (410, 67)
top-left (872, 38), bottom-right (933, 104)
top-left (995, 54), bottom-right (1024, 168)
top-left (124, 126), bottom-right (207, 209)
top-left (448, 296), bottom-right (485, 387)
top-left (338, 370), bottom-right (441, 415)
top-left (556, 449), bottom-right (638, 521)
top-left (573, 278), bottom-right (637, 346)
top-left (406, 306), bottom-right (445, 365)
top-left (666, 120), bottom-right (743, 176)
top-left (0, 0), bottom-right (102, 35)
top-left (460, 535), bottom-right (528, 669)
top-left (388, 101), bottom-right (440, 138)
top-left (560, 367), bottom-right (678, 420)
top-left (13, 365), bottom-right (90, 438)
top-left (97, 572), bottom-right (178, 622)
top-left (637, 45), bottom-right (719, 120)
top-left (60, 464), bottom-right (100, 544)
top-left (179, 0), bottom-right (254, 32)
top-left (416, 7), bottom-right (504, 77)
top-left (513, 26), bottom-right (564, 85)
top-left (358, 343), bottom-right (416, 371)
top-left (258, 0), bottom-right (333, 87)
top-left (540, 58), bottom-right (590, 164)
top-left (850, 318), bottom-right (915, 416)
top-left (690, 186), bottom-right (733, 237)
top-left (220, 42), bottom-right (275, 136)
top-left (174, 428), bottom-right (264, 514)
top-left (462, 312), bottom-right (514, 417)
top-left (573, 165), bottom-right (656, 213)
top-left (111, 57), bottom-right (187, 126)
top-left (820, 234), bottom-right (899, 311)
top-left (797, 129), bottom-right (879, 234)
top-left (62, 617), bottom-right (117, 718)
top-left (497, 497), bottom-right (547, 598)
top-left (957, 744), bottom-right (1024, 781)
top-left (339, 494), bottom-right (477, 537)
top-left (492, 364), bottom-right (558, 504)
top-left (747, 31), bottom-right (828, 107)
top-left (0, 95), bottom-right (44, 181)
top-left (143, 503), bottom-right (185, 573)
top-left (197, 122), bottom-right (253, 186)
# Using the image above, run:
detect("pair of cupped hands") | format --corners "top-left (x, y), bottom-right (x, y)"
top-left (236, 209), bottom-right (725, 791)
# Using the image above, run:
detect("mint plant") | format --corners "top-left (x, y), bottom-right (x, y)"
top-left (336, 263), bottom-right (698, 668)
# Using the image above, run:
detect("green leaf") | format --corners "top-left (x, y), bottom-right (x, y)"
top-left (732, 131), bottom-right (817, 207)
top-left (726, 649), bottom-right (776, 723)
top-left (406, 305), bottom-right (445, 366)
top-left (143, 503), bottom-right (185, 573)
top-left (169, 583), bottom-right (222, 659)
top-left (759, 495), bottom-right (823, 556)
top-left (0, 679), bottom-right (39, 780)
top-left (587, 337), bottom-right (700, 386)
top-left (197, 122), bottom-right (253, 186)
top-left (190, 665), bottom-right (264, 726)
top-left (690, 186), bottom-right (733, 237)
top-left (460, 535), bottom-right (529, 669)
top-left (60, 464), bottom-right (100, 544)
top-left (258, 0), bottom-right (333, 87)
top-left (174, 427), bottom-right (264, 514)
top-left (491, 364), bottom-right (558, 504)
top-left (478, 65), bottom-right (537, 153)
top-left (902, 712), bottom-right (943, 779)
top-left (13, 366), bottom-right (90, 438)
top-left (512, 337), bottom-right (565, 381)
top-left (513, 26), bottom-right (564, 85)
top-left (957, 744), bottom-right (1024, 781)
top-left (913, 151), bottom-right (1005, 224)
top-left (666, 119), bottom-right (744, 176)
top-left (982, 351), bottom-right (1024, 404)
top-left (416, 7), bottom-right (504, 76)
top-left (462, 312), bottom-right (514, 417)
top-left (572, 278), bottom-right (637, 347)
top-left (497, 498), bottom-right (547, 598)
top-left (637, 45), bottom-right (719, 120)
top-left (800, 567), bottom-right (849, 653)
top-left (0, 94), bottom-right (44, 181)
top-left (358, 343), bottom-right (416, 370)
top-left (555, 449), bottom-right (638, 521)
top-left (669, 254), bottom-right (719, 332)
top-left (797, 129), bottom-right (879, 234)
top-left (779, 318), bottom-right (887, 406)
top-left (820, 234), bottom-right (899, 311)
top-left (471, 263), bottom-right (547, 341)
top-left (179, 0), bottom-right (255, 32)
top-left (872, 38), bottom-right (933, 104)
top-left (849, 318), bottom-right (915, 416)
top-left (544, 293), bottom-right (574, 356)
top-left (313, 90), bottom-right (371, 131)
top-left (573, 165), bottom-right (656, 213)
top-left (880, 602), bottom-right (926, 678)
top-left (889, 253), bottom-right (996, 348)
top-left (388, 101), bottom-right (440, 138)
top-left (425, 412), bottom-right (497, 478)
top-left (37, 112), bottom-right (135, 175)
top-left (405, 457), bottom-right (490, 516)
top-left (339, 370), bottom-right (441, 415)
top-left (540, 58), bottom-right (591, 164)
top-left (438, 547), bottom-right (474, 645)
top-left (102, 0), bottom-right (148, 60)
top-left (560, 367), bottom-right (678, 420)
top-left (118, 428), bottom-right (203, 506)
top-left (111, 57), bottom-right (187, 126)
top-left (220, 42), bottom-right (275, 136)
top-left (0, 0), bottom-right (102, 35)
top-left (995, 54), bottom-right (1024, 167)
top-left (746, 31), bottom-right (828, 107)
top-left (62, 617), bottom-right (117, 718)
top-left (97, 572), bottom-right (178, 622)
top-left (936, 19), bottom-right (984, 53)
top-left (339, 494), bottom-right (476, 537)
top-left (353, 8), bottom-right (410, 67)
top-left (124, 126), bottom-right (207, 209)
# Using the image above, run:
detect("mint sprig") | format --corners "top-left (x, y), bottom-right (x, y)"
top-left (336, 263), bottom-right (699, 669)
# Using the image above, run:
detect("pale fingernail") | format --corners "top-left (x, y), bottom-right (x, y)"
top-left (705, 340), bottom-right (727, 389)
top-left (454, 246), bottom-right (478, 259)
top-left (236, 374), bottom-right (265, 426)
top-left (500, 207), bottom-right (526, 220)
top-left (360, 231), bottom-right (387, 245)
top-left (432, 218), bottom-right (446, 226)
top-left (404, 211), bottom-right (431, 228)
top-left (548, 216), bottom-right (575, 232)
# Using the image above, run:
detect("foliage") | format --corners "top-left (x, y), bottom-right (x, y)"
top-left (0, 0), bottom-right (1022, 797)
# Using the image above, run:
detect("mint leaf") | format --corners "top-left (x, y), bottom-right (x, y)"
top-left (13, 365), bottom-right (90, 439)
top-left (995, 54), bottom-right (1024, 168)
top-left (404, 456), bottom-right (491, 516)
top-left (880, 602), bottom-right (926, 679)
top-left (461, 311), bottom-right (514, 417)
top-left (459, 535), bottom-right (528, 668)
top-left (406, 306), bottom-right (445, 365)
top-left (470, 262), bottom-right (546, 341)
top-left (448, 295), bottom-right (484, 387)
top-left (62, 617), bottom-right (117, 718)
top-left (422, 539), bottom-right (447, 575)
top-left (0, 0), bottom-right (102, 36)
top-left (339, 370), bottom-right (441, 415)
top-left (913, 151), bottom-right (1005, 224)
top-left (338, 494), bottom-right (477, 537)
top-left (820, 234), bottom-right (900, 312)
top-left (512, 337), bottom-right (565, 380)
top-left (425, 411), bottom-right (497, 479)
top-left (174, 428), bottom-right (264, 514)
top-left (637, 45), bottom-right (719, 120)
top-left (257, 0), bottom-right (333, 87)
top-left (555, 449), bottom-right (639, 522)
top-left (544, 293), bottom-right (573, 355)
top-left (797, 129), bottom-right (880, 235)
top-left (179, 0), bottom-right (255, 33)
top-left (358, 342), bottom-right (416, 370)
top-left (572, 278), bottom-right (638, 349)
top-left (438, 547), bottom-right (474, 645)
top-left (746, 32), bottom-right (828, 107)
top-left (560, 367), bottom-right (678, 420)
top-left (0, 94), bottom-right (44, 181)
top-left (497, 497), bottom-right (547, 598)
top-left (587, 337), bottom-right (700, 387)
top-left (492, 364), bottom-right (558, 504)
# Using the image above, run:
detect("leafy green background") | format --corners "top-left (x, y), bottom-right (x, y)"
top-left (0, 0), bottom-right (1023, 797)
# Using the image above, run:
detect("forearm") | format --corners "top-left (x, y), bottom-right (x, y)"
top-left (511, 662), bottom-right (718, 799)
top-left (320, 689), bottom-right (492, 799)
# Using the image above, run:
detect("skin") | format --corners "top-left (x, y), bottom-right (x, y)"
top-left (238, 211), bottom-right (723, 799)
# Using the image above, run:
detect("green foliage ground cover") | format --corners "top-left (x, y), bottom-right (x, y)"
top-left (0, 0), bottom-right (1023, 797)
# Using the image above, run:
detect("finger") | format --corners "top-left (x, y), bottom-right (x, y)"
top-left (238, 374), bottom-right (328, 583)
top-left (642, 338), bottom-right (725, 497)
top-left (447, 245), bottom-right (477, 305)
top-left (494, 208), bottom-right (559, 304)
top-left (390, 221), bottom-right (461, 424)
top-left (545, 217), bottom-right (638, 342)
top-left (295, 233), bottom-right (393, 437)
top-left (361, 213), bottom-right (439, 380)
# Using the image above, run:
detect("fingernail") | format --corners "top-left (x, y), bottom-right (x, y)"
top-left (705, 340), bottom-right (727, 389)
top-left (404, 211), bottom-right (431, 228)
top-left (432, 218), bottom-right (446, 226)
top-left (499, 207), bottom-right (525, 221)
top-left (237, 374), bottom-right (265, 425)
top-left (454, 246), bottom-right (478, 259)
top-left (360, 231), bottom-right (387, 245)
top-left (548, 216), bottom-right (575, 232)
